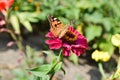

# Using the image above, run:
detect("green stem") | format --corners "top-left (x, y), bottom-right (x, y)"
top-left (49, 50), bottom-right (63, 80)
top-left (4, 10), bottom-right (31, 68)
top-left (10, 31), bottom-right (31, 67)
top-left (98, 62), bottom-right (106, 80)
top-left (57, 50), bottom-right (63, 61)
top-left (50, 73), bottom-right (55, 80)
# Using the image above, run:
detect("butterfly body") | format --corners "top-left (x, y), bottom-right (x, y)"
top-left (48, 16), bottom-right (69, 38)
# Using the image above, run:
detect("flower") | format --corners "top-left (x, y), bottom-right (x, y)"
top-left (0, 0), bottom-right (14, 14)
top-left (111, 34), bottom-right (120, 47)
top-left (46, 26), bottom-right (88, 56)
top-left (92, 50), bottom-right (110, 62)
top-left (0, 16), bottom-right (5, 26)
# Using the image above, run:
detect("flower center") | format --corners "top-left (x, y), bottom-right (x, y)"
top-left (61, 30), bottom-right (77, 44)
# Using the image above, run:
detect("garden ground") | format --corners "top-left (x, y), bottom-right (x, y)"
top-left (0, 34), bottom-right (101, 80)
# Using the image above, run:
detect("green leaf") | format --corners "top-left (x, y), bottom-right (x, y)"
top-left (99, 39), bottom-right (114, 54)
top-left (29, 64), bottom-right (51, 72)
top-left (42, 76), bottom-right (50, 80)
top-left (76, 0), bottom-right (102, 9)
top-left (48, 60), bottom-right (62, 74)
top-left (28, 17), bottom-right (39, 22)
top-left (53, 62), bottom-right (63, 72)
top-left (102, 18), bottom-right (113, 32)
top-left (43, 50), bottom-right (56, 60)
top-left (27, 13), bottom-right (40, 22)
top-left (10, 14), bottom-right (20, 34)
top-left (51, 59), bottom-right (57, 67)
top-left (16, 12), bottom-right (34, 32)
top-left (43, 50), bottom-right (54, 55)
top-left (84, 12), bottom-right (103, 23)
top-left (57, 50), bottom-right (63, 61)
top-left (20, 5), bottom-right (34, 11)
top-left (21, 20), bottom-right (32, 32)
top-left (85, 25), bottom-right (102, 42)
top-left (30, 71), bottom-right (49, 78)
top-left (28, 64), bottom-right (51, 77)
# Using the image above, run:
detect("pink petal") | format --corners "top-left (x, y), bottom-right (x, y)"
top-left (71, 46), bottom-right (86, 56)
top-left (49, 43), bottom-right (62, 49)
top-left (71, 44), bottom-right (87, 56)
top-left (62, 48), bottom-right (70, 56)
top-left (62, 43), bottom-right (71, 50)
top-left (76, 37), bottom-right (88, 48)
top-left (45, 32), bottom-right (55, 38)
top-left (0, 20), bottom-right (5, 26)
top-left (0, 28), bottom-right (10, 33)
top-left (45, 39), bottom-right (62, 45)
top-left (6, 41), bottom-right (15, 47)
top-left (68, 26), bottom-right (83, 38)
top-left (71, 44), bottom-right (87, 49)
top-left (75, 51), bottom-right (81, 56)
top-left (68, 26), bottom-right (73, 31)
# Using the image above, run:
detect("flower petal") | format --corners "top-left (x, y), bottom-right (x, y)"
top-left (7, 0), bottom-right (14, 8)
top-left (45, 39), bottom-right (62, 45)
top-left (45, 24), bottom-right (88, 57)
top-left (45, 32), bottom-right (55, 38)
top-left (49, 43), bottom-right (62, 49)
top-left (0, 1), bottom-right (6, 11)
top-left (46, 38), bottom-right (62, 49)
top-left (71, 48), bottom-right (85, 56)
top-left (68, 26), bottom-right (81, 36)
top-left (76, 37), bottom-right (88, 48)
top-left (62, 48), bottom-right (70, 56)
top-left (71, 44), bottom-right (87, 49)
top-left (0, 0), bottom-right (14, 11)
top-left (71, 44), bottom-right (87, 56)
top-left (63, 43), bottom-right (71, 49)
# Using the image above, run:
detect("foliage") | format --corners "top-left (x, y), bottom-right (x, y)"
top-left (28, 50), bottom-right (65, 80)
top-left (1, 0), bottom-right (120, 80)
top-left (13, 68), bottom-right (36, 80)
top-left (9, 0), bottom-right (41, 34)
top-left (40, 0), bottom-right (120, 52)
top-left (1, 0), bottom-right (120, 54)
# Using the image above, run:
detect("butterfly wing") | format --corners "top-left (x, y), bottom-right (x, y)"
top-left (58, 24), bottom-right (70, 38)
top-left (48, 15), bottom-right (66, 38)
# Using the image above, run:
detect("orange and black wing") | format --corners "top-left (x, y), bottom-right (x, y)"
top-left (48, 15), bottom-right (64, 37)
top-left (48, 15), bottom-right (69, 38)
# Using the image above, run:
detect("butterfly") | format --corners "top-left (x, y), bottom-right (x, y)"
top-left (48, 15), bottom-right (70, 38)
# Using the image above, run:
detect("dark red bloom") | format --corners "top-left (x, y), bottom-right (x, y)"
top-left (46, 26), bottom-right (88, 56)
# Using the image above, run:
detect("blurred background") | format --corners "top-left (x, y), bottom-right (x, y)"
top-left (0, 0), bottom-right (120, 80)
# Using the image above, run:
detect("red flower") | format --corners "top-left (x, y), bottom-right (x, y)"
top-left (0, 0), bottom-right (14, 12)
top-left (46, 26), bottom-right (88, 56)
